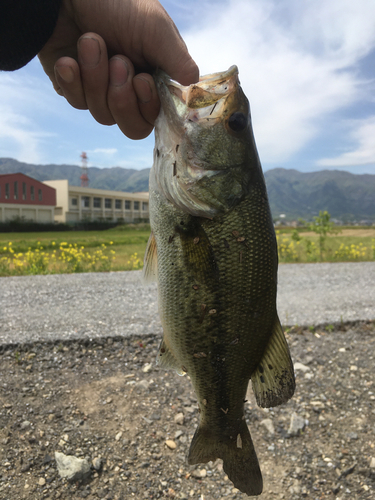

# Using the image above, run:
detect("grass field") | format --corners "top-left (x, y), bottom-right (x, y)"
top-left (0, 224), bottom-right (374, 276)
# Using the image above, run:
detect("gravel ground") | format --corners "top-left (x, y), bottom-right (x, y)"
top-left (1, 262), bottom-right (374, 345)
top-left (0, 322), bottom-right (374, 500)
top-left (0, 264), bottom-right (374, 500)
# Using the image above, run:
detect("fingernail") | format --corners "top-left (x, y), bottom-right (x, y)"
top-left (109, 58), bottom-right (129, 87)
top-left (134, 76), bottom-right (152, 104)
top-left (78, 36), bottom-right (101, 66)
top-left (55, 65), bottom-right (74, 84)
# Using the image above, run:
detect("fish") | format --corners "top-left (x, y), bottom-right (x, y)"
top-left (143, 65), bottom-right (295, 496)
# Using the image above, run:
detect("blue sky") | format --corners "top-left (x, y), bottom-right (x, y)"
top-left (1, 0), bottom-right (375, 174)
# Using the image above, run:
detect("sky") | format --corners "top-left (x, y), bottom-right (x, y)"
top-left (1, 0), bottom-right (375, 174)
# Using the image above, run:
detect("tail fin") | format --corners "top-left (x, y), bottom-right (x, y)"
top-left (187, 420), bottom-right (263, 496)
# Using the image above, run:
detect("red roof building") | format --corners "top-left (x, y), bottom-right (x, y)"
top-left (0, 173), bottom-right (56, 223)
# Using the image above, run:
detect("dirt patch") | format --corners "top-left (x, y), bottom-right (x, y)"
top-left (0, 322), bottom-right (374, 500)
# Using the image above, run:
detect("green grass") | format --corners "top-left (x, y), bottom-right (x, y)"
top-left (0, 225), bottom-right (151, 276)
top-left (0, 224), bottom-right (374, 276)
top-left (276, 227), bottom-right (375, 263)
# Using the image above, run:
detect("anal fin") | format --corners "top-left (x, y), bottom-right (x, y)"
top-left (156, 339), bottom-right (185, 376)
top-left (251, 315), bottom-right (295, 408)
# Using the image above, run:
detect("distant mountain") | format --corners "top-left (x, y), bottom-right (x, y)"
top-left (0, 158), bottom-right (150, 193)
top-left (264, 168), bottom-right (375, 221)
top-left (1, 159), bottom-right (374, 221)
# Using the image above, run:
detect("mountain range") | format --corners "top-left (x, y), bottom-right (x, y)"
top-left (1, 158), bottom-right (374, 222)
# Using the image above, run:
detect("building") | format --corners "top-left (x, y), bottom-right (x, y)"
top-left (0, 173), bottom-right (56, 223)
top-left (43, 180), bottom-right (149, 223)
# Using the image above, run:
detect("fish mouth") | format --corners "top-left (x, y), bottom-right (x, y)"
top-left (155, 66), bottom-right (239, 122)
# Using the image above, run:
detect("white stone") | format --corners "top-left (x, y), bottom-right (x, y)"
top-left (294, 362), bottom-right (310, 372)
top-left (260, 418), bottom-right (275, 436)
top-left (174, 413), bottom-right (184, 425)
top-left (288, 412), bottom-right (306, 436)
top-left (55, 451), bottom-right (91, 482)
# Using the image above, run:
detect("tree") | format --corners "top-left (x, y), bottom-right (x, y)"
top-left (309, 211), bottom-right (339, 261)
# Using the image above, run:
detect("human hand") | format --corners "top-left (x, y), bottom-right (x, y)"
top-left (38, 0), bottom-right (199, 139)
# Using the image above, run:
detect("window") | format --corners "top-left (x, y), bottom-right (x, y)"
top-left (82, 196), bottom-right (90, 208)
top-left (22, 182), bottom-right (27, 200)
top-left (142, 202), bottom-right (148, 211)
top-left (93, 197), bottom-right (101, 208)
top-left (14, 181), bottom-right (18, 200)
top-left (71, 197), bottom-right (78, 206)
top-left (5, 183), bottom-right (10, 199)
top-left (134, 201), bottom-right (139, 210)
top-left (30, 186), bottom-right (35, 200)
top-left (125, 200), bottom-right (131, 210)
top-left (105, 198), bottom-right (112, 209)
top-left (38, 189), bottom-right (42, 201)
top-left (115, 199), bottom-right (122, 210)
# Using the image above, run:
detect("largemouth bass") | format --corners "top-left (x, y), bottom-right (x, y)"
top-left (144, 66), bottom-right (295, 496)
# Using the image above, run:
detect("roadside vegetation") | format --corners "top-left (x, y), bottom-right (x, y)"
top-left (277, 211), bottom-right (375, 263)
top-left (0, 217), bottom-right (374, 276)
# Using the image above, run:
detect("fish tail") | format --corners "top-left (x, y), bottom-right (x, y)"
top-left (188, 420), bottom-right (263, 496)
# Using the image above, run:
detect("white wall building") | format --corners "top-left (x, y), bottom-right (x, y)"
top-left (43, 180), bottom-right (149, 224)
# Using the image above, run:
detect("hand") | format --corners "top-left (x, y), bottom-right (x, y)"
top-left (38, 0), bottom-right (199, 139)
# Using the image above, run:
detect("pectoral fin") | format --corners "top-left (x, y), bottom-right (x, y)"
top-left (251, 316), bottom-right (295, 408)
top-left (142, 231), bottom-right (158, 283)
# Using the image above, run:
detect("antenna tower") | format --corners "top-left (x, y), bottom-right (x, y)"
top-left (80, 152), bottom-right (89, 187)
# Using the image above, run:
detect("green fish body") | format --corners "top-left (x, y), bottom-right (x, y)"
top-left (144, 66), bottom-right (295, 496)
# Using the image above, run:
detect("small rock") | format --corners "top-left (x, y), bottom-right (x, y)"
top-left (288, 412), bottom-right (306, 436)
top-left (191, 468), bottom-right (207, 479)
top-left (347, 432), bottom-right (358, 441)
top-left (106, 397), bottom-right (113, 404)
top-left (115, 431), bottom-right (123, 441)
top-left (370, 457), bottom-right (375, 469)
top-left (165, 440), bottom-right (177, 450)
top-left (38, 477), bottom-right (46, 486)
top-left (135, 379), bottom-right (150, 390)
top-left (142, 363), bottom-right (152, 373)
top-left (20, 421), bottom-right (31, 430)
top-left (260, 418), bottom-right (275, 436)
top-left (175, 430), bottom-right (184, 439)
top-left (43, 454), bottom-right (53, 464)
top-left (294, 362), bottom-right (310, 372)
top-left (92, 457), bottom-right (102, 471)
top-left (332, 484), bottom-right (340, 495)
top-left (55, 451), bottom-right (91, 482)
top-left (174, 413), bottom-right (184, 425)
top-left (350, 365), bottom-right (358, 371)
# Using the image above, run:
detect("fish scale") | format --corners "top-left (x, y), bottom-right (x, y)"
top-left (144, 66), bottom-right (295, 496)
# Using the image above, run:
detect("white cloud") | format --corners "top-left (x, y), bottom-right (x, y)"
top-left (0, 72), bottom-right (58, 163)
top-left (90, 148), bottom-right (118, 155)
top-left (317, 117), bottom-right (375, 167)
top-left (181, 0), bottom-right (375, 164)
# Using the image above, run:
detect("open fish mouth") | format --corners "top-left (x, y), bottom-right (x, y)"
top-left (155, 65), bottom-right (240, 122)
top-left (152, 65), bottom-right (252, 219)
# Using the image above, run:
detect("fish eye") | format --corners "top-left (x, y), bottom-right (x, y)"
top-left (228, 112), bottom-right (247, 132)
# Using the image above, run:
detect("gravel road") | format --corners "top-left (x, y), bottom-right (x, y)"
top-left (1, 262), bottom-right (374, 346)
